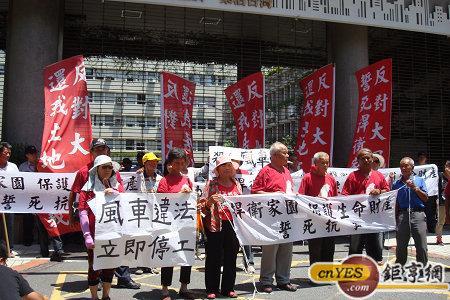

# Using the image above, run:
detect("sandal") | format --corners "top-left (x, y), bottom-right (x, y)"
top-left (206, 293), bottom-right (216, 299)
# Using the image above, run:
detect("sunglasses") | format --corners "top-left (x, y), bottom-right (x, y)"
top-left (101, 165), bottom-right (113, 170)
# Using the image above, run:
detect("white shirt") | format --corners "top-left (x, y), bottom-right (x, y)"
top-left (0, 161), bottom-right (19, 172)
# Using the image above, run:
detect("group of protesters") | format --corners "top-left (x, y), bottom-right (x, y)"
top-left (0, 139), bottom-right (449, 300)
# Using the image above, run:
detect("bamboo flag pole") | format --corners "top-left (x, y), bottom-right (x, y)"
top-left (1, 213), bottom-right (10, 257)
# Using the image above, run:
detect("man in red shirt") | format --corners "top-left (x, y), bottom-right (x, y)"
top-left (341, 148), bottom-right (389, 263)
top-left (68, 138), bottom-right (141, 290)
top-left (298, 152), bottom-right (338, 266)
top-left (251, 142), bottom-right (297, 293)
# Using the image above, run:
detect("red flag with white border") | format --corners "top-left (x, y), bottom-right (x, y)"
top-left (224, 72), bottom-right (265, 149)
top-left (295, 64), bottom-right (335, 172)
top-left (38, 55), bottom-right (92, 236)
top-left (160, 72), bottom-right (195, 164)
top-left (348, 58), bottom-right (393, 167)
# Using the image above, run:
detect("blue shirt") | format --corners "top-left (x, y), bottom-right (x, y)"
top-left (392, 176), bottom-right (428, 209)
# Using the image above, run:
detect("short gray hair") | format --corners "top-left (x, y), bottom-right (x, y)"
top-left (313, 152), bottom-right (329, 164)
top-left (400, 157), bottom-right (415, 167)
top-left (270, 142), bottom-right (287, 157)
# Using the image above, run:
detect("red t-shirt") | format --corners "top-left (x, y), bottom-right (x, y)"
top-left (236, 169), bottom-right (250, 175)
top-left (157, 173), bottom-right (193, 193)
top-left (341, 170), bottom-right (389, 195)
top-left (298, 172), bottom-right (338, 197)
top-left (217, 183), bottom-right (240, 220)
top-left (71, 161), bottom-right (123, 193)
top-left (251, 164), bottom-right (294, 193)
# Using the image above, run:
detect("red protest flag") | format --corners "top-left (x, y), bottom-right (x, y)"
top-left (295, 64), bottom-right (335, 172)
top-left (348, 58), bottom-right (393, 167)
top-left (224, 72), bottom-right (265, 149)
top-left (160, 72), bottom-right (196, 164)
top-left (38, 55), bottom-right (93, 236)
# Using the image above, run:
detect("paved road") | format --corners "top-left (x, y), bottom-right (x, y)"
top-left (15, 238), bottom-right (450, 300)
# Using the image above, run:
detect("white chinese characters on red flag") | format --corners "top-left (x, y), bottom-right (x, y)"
top-left (295, 64), bottom-right (335, 172)
top-left (39, 55), bottom-right (92, 236)
top-left (348, 58), bottom-right (392, 167)
top-left (160, 72), bottom-right (195, 164)
top-left (224, 72), bottom-right (265, 149)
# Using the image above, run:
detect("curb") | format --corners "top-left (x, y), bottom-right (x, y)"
top-left (388, 246), bottom-right (449, 261)
top-left (12, 259), bottom-right (49, 272)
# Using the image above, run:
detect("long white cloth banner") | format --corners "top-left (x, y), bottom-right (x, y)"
top-left (89, 192), bottom-right (197, 270)
top-left (0, 172), bottom-right (74, 213)
top-left (0, 164), bottom-right (437, 213)
top-left (224, 190), bottom-right (398, 246)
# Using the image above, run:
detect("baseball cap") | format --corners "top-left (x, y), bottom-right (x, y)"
top-left (24, 145), bottom-right (37, 155)
top-left (90, 138), bottom-right (108, 150)
top-left (142, 152), bottom-right (161, 164)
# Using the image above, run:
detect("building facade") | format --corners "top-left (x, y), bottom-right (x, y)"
top-left (1, 0), bottom-right (449, 168)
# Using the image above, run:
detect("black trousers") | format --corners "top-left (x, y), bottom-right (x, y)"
top-left (205, 220), bottom-right (239, 294)
top-left (35, 215), bottom-right (63, 257)
top-left (349, 233), bottom-right (383, 261)
top-left (308, 236), bottom-right (335, 265)
top-left (161, 266), bottom-right (191, 287)
top-left (23, 214), bottom-right (35, 245)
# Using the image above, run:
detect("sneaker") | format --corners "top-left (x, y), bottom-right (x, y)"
top-left (50, 252), bottom-right (63, 262)
top-left (116, 279), bottom-right (141, 289)
top-left (277, 283), bottom-right (298, 292)
top-left (134, 268), bottom-right (144, 275)
top-left (246, 265), bottom-right (256, 274)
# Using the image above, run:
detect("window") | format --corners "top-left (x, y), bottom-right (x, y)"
top-left (125, 140), bottom-right (135, 150)
top-left (136, 141), bottom-right (145, 150)
top-left (86, 68), bottom-right (93, 79)
top-left (126, 116), bottom-right (136, 127)
top-left (137, 94), bottom-right (146, 105)
top-left (206, 119), bottom-right (216, 129)
top-left (104, 115), bottom-right (114, 126)
top-left (137, 117), bottom-right (145, 128)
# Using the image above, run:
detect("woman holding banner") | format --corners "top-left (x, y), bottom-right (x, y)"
top-left (78, 155), bottom-right (123, 300)
top-left (157, 148), bottom-right (194, 300)
top-left (200, 155), bottom-right (241, 299)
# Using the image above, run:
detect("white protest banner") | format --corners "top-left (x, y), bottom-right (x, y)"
top-left (89, 192), bottom-right (196, 270)
top-left (0, 172), bottom-right (74, 213)
top-left (224, 190), bottom-right (398, 246)
top-left (0, 164), bottom-right (438, 214)
top-left (291, 164), bottom-right (438, 197)
top-left (208, 146), bottom-right (270, 177)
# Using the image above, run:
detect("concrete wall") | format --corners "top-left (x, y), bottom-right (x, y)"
top-left (3, 0), bottom-right (63, 149)
top-left (327, 23), bottom-right (368, 167)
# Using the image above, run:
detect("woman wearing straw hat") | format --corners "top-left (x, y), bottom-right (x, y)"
top-left (78, 155), bottom-right (122, 300)
top-left (201, 155), bottom-right (242, 299)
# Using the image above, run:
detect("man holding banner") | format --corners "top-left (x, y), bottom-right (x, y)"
top-left (341, 148), bottom-right (389, 264)
top-left (298, 152), bottom-right (338, 268)
top-left (251, 142), bottom-right (297, 293)
top-left (0, 142), bottom-right (19, 257)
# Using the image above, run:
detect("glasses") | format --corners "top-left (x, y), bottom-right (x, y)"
top-left (101, 165), bottom-right (113, 170)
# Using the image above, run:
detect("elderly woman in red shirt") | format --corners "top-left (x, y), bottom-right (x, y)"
top-left (201, 155), bottom-right (242, 299)
top-left (78, 155), bottom-right (123, 300)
